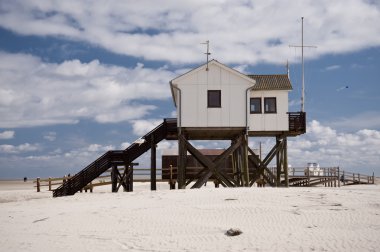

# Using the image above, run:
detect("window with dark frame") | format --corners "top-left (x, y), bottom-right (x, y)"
top-left (264, 97), bottom-right (277, 113)
top-left (207, 90), bottom-right (221, 108)
top-left (250, 98), bottom-right (261, 114)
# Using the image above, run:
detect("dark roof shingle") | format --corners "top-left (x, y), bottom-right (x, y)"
top-left (247, 74), bottom-right (292, 90)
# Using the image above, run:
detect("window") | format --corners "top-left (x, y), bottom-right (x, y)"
top-left (250, 98), bottom-right (261, 114)
top-left (208, 90), bottom-right (221, 108)
top-left (264, 97), bottom-right (277, 113)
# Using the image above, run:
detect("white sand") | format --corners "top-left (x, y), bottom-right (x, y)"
top-left (0, 181), bottom-right (379, 252)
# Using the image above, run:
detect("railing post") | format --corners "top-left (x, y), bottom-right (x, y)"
top-left (342, 171), bottom-right (345, 185)
top-left (36, 177), bottom-right (40, 192)
top-left (373, 172), bottom-right (375, 184)
top-left (338, 167), bottom-right (340, 187)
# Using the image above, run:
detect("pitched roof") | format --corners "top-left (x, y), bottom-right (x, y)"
top-left (247, 74), bottom-right (293, 90)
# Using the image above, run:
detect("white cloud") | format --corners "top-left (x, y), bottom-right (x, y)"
top-left (43, 132), bottom-right (56, 141)
top-left (0, 52), bottom-right (175, 127)
top-left (131, 119), bottom-right (164, 136)
top-left (0, 130), bottom-right (15, 139)
top-left (327, 111), bottom-right (380, 131)
top-left (287, 120), bottom-right (380, 173)
top-left (0, 0), bottom-right (379, 65)
top-left (120, 142), bottom-right (131, 149)
top-left (87, 144), bottom-right (115, 152)
top-left (324, 65), bottom-right (341, 71)
top-left (0, 143), bottom-right (39, 154)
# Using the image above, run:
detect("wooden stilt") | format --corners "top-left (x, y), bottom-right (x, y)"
top-left (186, 134), bottom-right (242, 188)
top-left (111, 165), bottom-right (118, 192)
top-left (283, 137), bottom-right (289, 187)
top-left (242, 135), bottom-right (250, 187)
top-left (37, 177), bottom-right (40, 192)
top-left (151, 136), bottom-right (157, 191)
top-left (276, 136), bottom-right (280, 187)
top-left (177, 133), bottom-right (187, 189)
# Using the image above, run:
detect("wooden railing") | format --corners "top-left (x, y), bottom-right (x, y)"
top-left (53, 119), bottom-right (178, 197)
top-left (35, 166), bottom-right (375, 191)
top-left (340, 170), bottom-right (375, 185)
top-left (34, 167), bottom-right (172, 192)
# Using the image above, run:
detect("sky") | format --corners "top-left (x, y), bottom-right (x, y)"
top-left (0, 0), bottom-right (380, 179)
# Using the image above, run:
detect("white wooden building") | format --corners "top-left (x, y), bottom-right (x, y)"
top-left (170, 60), bottom-right (302, 138)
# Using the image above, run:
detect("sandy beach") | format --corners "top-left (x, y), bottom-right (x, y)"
top-left (0, 180), bottom-right (379, 252)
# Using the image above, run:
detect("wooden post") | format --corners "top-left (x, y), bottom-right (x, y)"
top-left (358, 173), bottom-right (360, 184)
top-left (337, 167), bottom-right (340, 187)
top-left (48, 177), bottom-right (52, 191)
top-left (111, 165), bottom-right (117, 192)
top-left (276, 136), bottom-right (281, 187)
top-left (177, 134), bottom-right (187, 189)
top-left (214, 179), bottom-right (219, 188)
top-left (373, 172), bottom-right (375, 184)
top-left (151, 136), bottom-right (157, 191)
top-left (242, 135), bottom-right (250, 187)
top-left (283, 137), bottom-right (289, 187)
top-left (36, 177), bottom-right (40, 192)
top-left (129, 164), bottom-right (134, 192)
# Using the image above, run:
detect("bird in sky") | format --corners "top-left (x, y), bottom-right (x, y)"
top-left (336, 86), bottom-right (349, 92)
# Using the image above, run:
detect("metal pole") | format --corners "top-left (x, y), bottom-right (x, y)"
top-left (301, 17), bottom-right (305, 112)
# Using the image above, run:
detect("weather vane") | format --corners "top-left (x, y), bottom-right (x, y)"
top-left (201, 40), bottom-right (211, 71)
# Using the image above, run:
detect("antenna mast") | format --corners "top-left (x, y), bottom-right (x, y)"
top-left (201, 40), bottom-right (211, 71)
top-left (289, 17), bottom-right (317, 112)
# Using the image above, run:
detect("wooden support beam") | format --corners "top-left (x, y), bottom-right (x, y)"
top-left (241, 135), bottom-right (250, 187)
top-left (187, 135), bottom-right (243, 188)
top-left (283, 137), bottom-right (289, 187)
top-left (177, 133), bottom-right (187, 189)
top-left (151, 136), bottom-right (157, 191)
top-left (276, 136), bottom-right (282, 187)
top-left (249, 139), bottom-right (283, 186)
top-left (111, 165), bottom-right (118, 192)
top-left (127, 164), bottom-right (134, 192)
top-left (182, 134), bottom-right (242, 188)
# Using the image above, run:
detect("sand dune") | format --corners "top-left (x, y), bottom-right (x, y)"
top-left (0, 181), bottom-right (379, 251)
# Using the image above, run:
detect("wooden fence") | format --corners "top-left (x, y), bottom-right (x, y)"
top-left (33, 167), bottom-right (176, 192)
top-left (34, 166), bottom-right (375, 192)
top-left (340, 170), bottom-right (375, 185)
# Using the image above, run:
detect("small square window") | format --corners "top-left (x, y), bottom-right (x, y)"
top-left (264, 97), bottom-right (277, 113)
top-left (208, 90), bottom-right (221, 108)
top-left (250, 98), bottom-right (261, 114)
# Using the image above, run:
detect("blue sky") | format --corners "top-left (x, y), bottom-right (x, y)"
top-left (0, 0), bottom-right (379, 179)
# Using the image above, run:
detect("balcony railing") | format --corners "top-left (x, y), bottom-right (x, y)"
top-left (288, 112), bottom-right (306, 134)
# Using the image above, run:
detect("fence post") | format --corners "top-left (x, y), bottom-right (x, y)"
top-left (334, 168), bottom-right (337, 187)
top-left (343, 171), bottom-right (345, 185)
top-left (36, 177), bottom-right (40, 192)
top-left (169, 165), bottom-right (175, 190)
top-left (373, 172), bottom-right (375, 184)
top-left (48, 177), bottom-right (52, 191)
top-left (337, 167), bottom-right (340, 187)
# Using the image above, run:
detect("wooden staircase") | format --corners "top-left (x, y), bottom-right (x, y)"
top-left (53, 118), bottom-right (177, 197)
